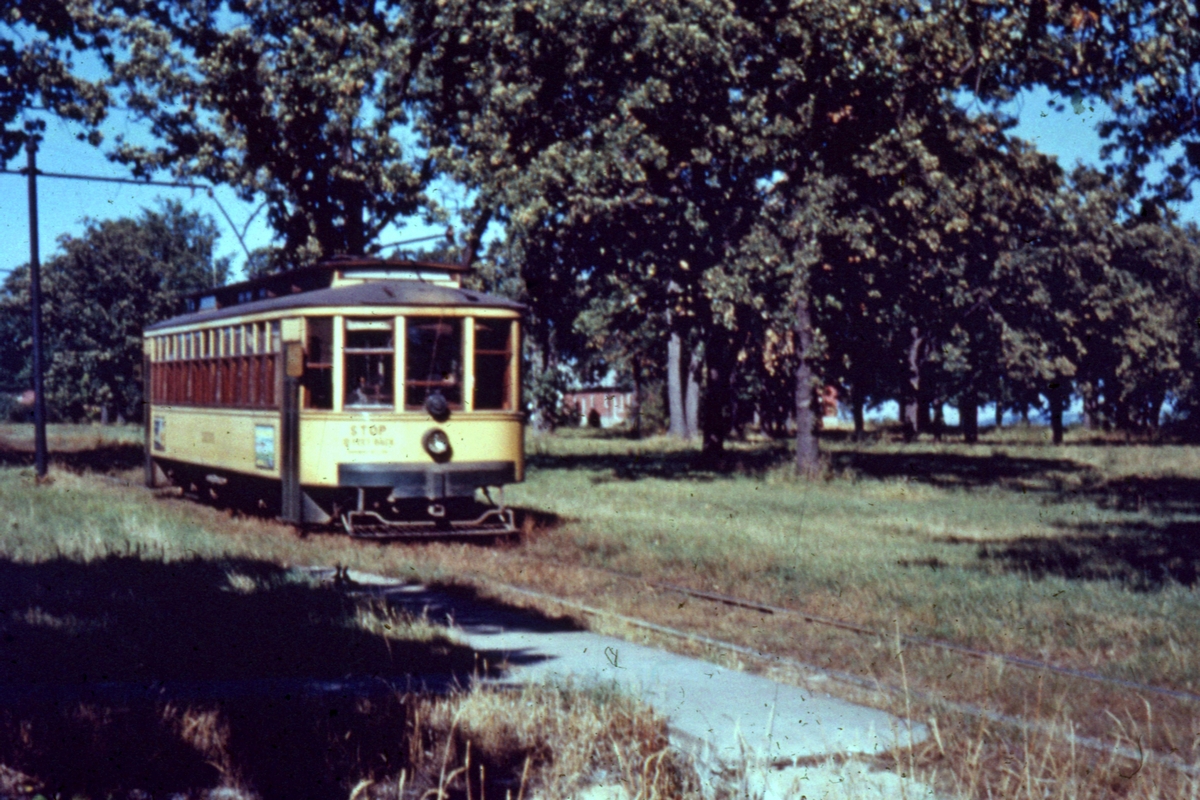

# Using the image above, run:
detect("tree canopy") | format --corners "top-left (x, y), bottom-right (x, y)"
top-left (90, 0), bottom-right (433, 263)
top-left (1, 0), bottom-right (107, 163)
top-left (11, 0), bottom-right (1200, 449)
top-left (0, 201), bottom-right (229, 421)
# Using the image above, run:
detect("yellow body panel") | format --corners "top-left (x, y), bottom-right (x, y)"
top-left (149, 406), bottom-right (524, 486)
top-left (150, 406), bottom-right (282, 478)
top-left (297, 411), bottom-right (524, 486)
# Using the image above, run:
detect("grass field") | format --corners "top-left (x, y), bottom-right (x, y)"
top-left (1, 422), bottom-right (1198, 798)
top-left (0, 425), bottom-right (695, 800)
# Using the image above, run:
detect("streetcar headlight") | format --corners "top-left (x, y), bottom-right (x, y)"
top-left (422, 428), bottom-right (452, 461)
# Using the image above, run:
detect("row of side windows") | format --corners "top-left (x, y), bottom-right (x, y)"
top-left (151, 321), bottom-right (281, 362)
top-left (148, 316), bottom-right (515, 412)
top-left (148, 322), bottom-right (281, 408)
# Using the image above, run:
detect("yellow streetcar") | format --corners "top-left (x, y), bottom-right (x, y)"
top-left (142, 256), bottom-right (524, 538)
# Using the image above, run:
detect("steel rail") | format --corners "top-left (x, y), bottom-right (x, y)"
top-left (488, 551), bottom-right (1200, 706)
top-left (646, 580), bottom-right (1200, 706)
top-left (470, 576), bottom-right (1199, 777)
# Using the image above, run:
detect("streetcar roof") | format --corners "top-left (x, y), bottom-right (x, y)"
top-left (144, 279), bottom-right (524, 332)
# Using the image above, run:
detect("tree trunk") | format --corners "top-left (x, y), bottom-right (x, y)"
top-left (961, 395), bottom-right (978, 443)
top-left (699, 335), bottom-right (732, 468)
top-left (632, 356), bottom-right (642, 439)
top-left (852, 384), bottom-right (865, 442)
top-left (903, 326), bottom-right (924, 442)
top-left (667, 330), bottom-right (686, 438)
top-left (932, 400), bottom-right (944, 441)
top-left (794, 295), bottom-right (821, 476)
top-left (345, 193), bottom-right (365, 255)
top-left (1148, 393), bottom-right (1165, 432)
top-left (532, 347), bottom-right (554, 434)
top-left (1048, 379), bottom-right (1065, 445)
top-left (685, 348), bottom-right (701, 439)
top-left (1082, 387), bottom-right (1101, 431)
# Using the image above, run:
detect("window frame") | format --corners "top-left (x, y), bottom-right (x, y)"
top-left (403, 315), bottom-right (465, 412)
top-left (343, 316), bottom-right (396, 410)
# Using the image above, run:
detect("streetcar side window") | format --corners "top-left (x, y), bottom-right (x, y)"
top-left (148, 323), bottom-right (279, 409)
top-left (405, 317), bottom-right (461, 410)
top-left (304, 317), bottom-right (334, 409)
top-left (474, 319), bottom-right (513, 410)
top-left (344, 318), bottom-right (394, 409)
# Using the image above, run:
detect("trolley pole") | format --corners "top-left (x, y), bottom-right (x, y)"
top-left (26, 136), bottom-right (48, 479)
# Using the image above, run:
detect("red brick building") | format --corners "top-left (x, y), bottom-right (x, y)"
top-left (562, 387), bottom-right (636, 428)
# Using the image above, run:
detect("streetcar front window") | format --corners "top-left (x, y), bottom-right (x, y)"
top-left (474, 319), bottom-right (514, 410)
top-left (305, 317), bottom-right (334, 409)
top-left (405, 317), bottom-right (461, 410)
top-left (345, 318), bottom-right (394, 408)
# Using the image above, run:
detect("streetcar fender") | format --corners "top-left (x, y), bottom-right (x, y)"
top-left (337, 461), bottom-right (516, 500)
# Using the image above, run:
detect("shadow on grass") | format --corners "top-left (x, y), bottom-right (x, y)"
top-left (0, 555), bottom-right (537, 799)
top-left (527, 444), bottom-right (790, 481)
top-left (393, 581), bottom-right (584, 635)
top-left (830, 449), bottom-right (1092, 491)
top-left (0, 441), bottom-right (144, 473)
top-left (528, 435), bottom-right (1163, 490)
top-left (971, 520), bottom-right (1200, 590)
top-left (1083, 474), bottom-right (1200, 515)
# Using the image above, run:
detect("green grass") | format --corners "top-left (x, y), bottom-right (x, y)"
top-left (0, 424), bottom-right (699, 800)
top-left (3, 422), bottom-right (1199, 798)
top-left (514, 430), bottom-right (1200, 687)
top-left (499, 427), bottom-right (1200, 797)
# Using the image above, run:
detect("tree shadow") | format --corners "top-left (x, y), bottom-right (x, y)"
top-left (1081, 474), bottom-right (1200, 516)
top-left (388, 580), bottom-right (585, 636)
top-left (0, 441), bottom-right (144, 473)
top-left (527, 448), bottom-right (699, 480)
top-left (971, 519), bottom-right (1200, 590)
top-left (527, 444), bottom-right (789, 481)
top-left (830, 450), bottom-right (1092, 491)
top-left (0, 555), bottom-right (532, 799)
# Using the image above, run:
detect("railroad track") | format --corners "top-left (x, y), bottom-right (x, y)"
top-left (423, 551), bottom-right (1200, 776)
top-left (473, 552), bottom-right (1200, 704)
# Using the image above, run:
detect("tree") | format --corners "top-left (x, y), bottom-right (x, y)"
top-left (1, 0), bottom-right (107, 164)
top-left (0, 201), bottom-right (229, 421)
top-left (1019, 1), bottom-right (1200, 204)
top-left (979, 163), bottom-right (1200, 441)
top-left (408, 0), bottom-right (1082, 472)
top-left (91, 0), bottom-right (433, 263)
top-left (839, 111), bottom-right (1061, 442)
top-left (411, 0), bottom-right (766, 465)
top-left (1166, 224), bottom-right (1200, 437)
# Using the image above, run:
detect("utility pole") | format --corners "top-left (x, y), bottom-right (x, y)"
top-left (26, 135), bottom-right (48, 478)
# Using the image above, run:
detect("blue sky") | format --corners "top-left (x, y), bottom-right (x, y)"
top-left (2, 85), bottom-right (1197, 285)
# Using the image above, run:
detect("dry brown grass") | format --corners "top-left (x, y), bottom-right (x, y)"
top-left (3, 423), bottom-right (1200, 798)
top-left (401, 682), bottom-right (698, 800)
top-left (0, 684), bottom-right (696, 800)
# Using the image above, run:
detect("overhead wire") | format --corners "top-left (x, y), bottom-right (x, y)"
top-left (0, 167), bottom-right (254, 259)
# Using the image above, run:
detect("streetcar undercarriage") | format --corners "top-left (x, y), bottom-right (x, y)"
top-left (155, 459), bottom-right (517, 540)
top-left (340, 487), bottom-right (516, 539)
